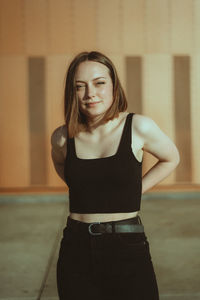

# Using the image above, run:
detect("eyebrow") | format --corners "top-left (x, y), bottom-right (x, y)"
top-left (75, 77), bottom-right (106, 83)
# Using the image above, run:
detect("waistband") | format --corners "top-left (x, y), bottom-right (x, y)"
top-left (66, 215), bottom-right (143, 235)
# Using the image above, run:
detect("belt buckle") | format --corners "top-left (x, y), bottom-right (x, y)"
top-left (88, 222), bottom-right (103, 235)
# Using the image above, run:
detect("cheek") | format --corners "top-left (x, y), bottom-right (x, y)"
top-left (100, 86), bottom-right (113, 98)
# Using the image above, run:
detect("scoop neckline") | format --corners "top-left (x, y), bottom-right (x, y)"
top-left (73, 113), bottom-right (131, 161)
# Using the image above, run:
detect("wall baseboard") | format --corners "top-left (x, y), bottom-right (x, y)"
top-left (0, 183), bottom-right (200, 195)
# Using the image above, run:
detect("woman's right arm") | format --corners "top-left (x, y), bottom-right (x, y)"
top-left (51, 126), bottom-right (67, 183)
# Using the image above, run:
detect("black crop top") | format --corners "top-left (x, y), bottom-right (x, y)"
top-left (64, 112), bottom-right (143, 213)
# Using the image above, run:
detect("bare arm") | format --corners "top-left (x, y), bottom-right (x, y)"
top-left (51, 126), bottom-right (66, 183)
top-left (135, 115), bottom-right (180, 194)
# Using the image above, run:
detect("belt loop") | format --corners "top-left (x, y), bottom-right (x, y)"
top-left (138, 215), bottom-right (142, 224)
top-left (112, 221), bottom-right (115, 234)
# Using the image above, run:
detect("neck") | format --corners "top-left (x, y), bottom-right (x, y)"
top-left (85, 112), bottom-right (125, 135)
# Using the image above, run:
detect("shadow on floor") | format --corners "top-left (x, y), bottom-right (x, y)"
top-left (0, 192), bottom-right (200, 300)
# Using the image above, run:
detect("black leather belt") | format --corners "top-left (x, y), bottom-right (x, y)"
top-left (88, 222), bottom-right (144, 235)
top-left (67, 215), bottom-right (144, 236)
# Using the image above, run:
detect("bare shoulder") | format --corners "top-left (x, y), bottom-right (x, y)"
top-left (132, 113), bottom-right (170, 145)
top-left (51, 125), bottom-right (67, 164)
top-left (131, 113), bottom-right (154, 149)
top-left (132, 113), bottom-right (156, 135)
top-left (132, 113), bottom-right (171, 142)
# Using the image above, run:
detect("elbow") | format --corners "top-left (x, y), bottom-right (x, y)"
top-left (175, 149), bottom-right (181, 166)
top-left (173, 158), bottom-right (180, 169)
top-left (171, 153), bottom-right (180, 168)
top-left (170, 153), bottom-right (180, 167)
top-left (161, 151), bottom-right (180, 166)
top-left (170, 147), bottom-right (180, 166)
top-left (176, 155), bottom-right (180, 166)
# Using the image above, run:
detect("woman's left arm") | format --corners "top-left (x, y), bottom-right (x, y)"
top-left (136, 115), bottom-right (180, 194)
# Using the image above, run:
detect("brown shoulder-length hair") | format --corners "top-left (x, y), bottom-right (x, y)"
top-left (64, 51), bottom-right (128, 138)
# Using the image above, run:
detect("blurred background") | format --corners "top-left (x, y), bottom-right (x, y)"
top-left (0, 0), bottom-right (200, 299)
top-left (0, 0), bottom-right (200, 190)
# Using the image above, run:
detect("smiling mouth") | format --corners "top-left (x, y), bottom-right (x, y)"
top-left (86, 101), bottom-right (102, 106)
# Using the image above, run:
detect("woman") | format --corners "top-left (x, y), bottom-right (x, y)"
top-left (51, 51), bottom-right (180, 300)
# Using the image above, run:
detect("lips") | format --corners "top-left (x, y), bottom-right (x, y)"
top-left (86, 101), bottom-right (102, 106)
top-left (86, 101), bottom-right (101, 104)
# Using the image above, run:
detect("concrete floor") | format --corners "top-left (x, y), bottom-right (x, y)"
top-left (0, 192), bottom-right (200, 300)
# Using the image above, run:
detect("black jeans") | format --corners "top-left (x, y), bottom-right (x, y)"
top-left (57, 215), bottom-right (159, 300)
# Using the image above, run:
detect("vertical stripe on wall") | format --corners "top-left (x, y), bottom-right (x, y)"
top-left (126, 57), bottom-right (142, 114)
top-left (28, 57), bottom-right (47, 185)
top-left (174, 56), bottom-right (192, 182)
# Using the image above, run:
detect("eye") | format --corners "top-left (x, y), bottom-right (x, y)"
top-left (76, 85), bottom-right (85, 90)
top-left (97, 82), bottom-right (105, 85)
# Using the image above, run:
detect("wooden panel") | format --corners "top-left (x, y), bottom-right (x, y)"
top-left (95, 0), bottom-right (122, 53)
top-left (46, 55), bottom-right (73, 187)
top-left (109, 54), bottom-right (126, 91)
top-left (0, 0), bottom-right (24, 54)
top-left (143, 54), bottom-right (175, 184)
top-left (126, 56), bottom-right (142, 114)
top-left (0, 57), bottom-right (30, 187)
top-left (145, 0), bottom-right (170, 53)
top-left (48, 0), bottom-right (74, 54)
top-left (191, 55), bottom-right (200, 183)
top-left (122, 0), bottom-right (145, 55)
top-left (170, 0), bottom-right (194, 54)
top-left (194, 0), bottom-right (200, 53)
top-left (29, 57), bottom-right (47, 185)
top-left (24, 0), bottom-right (48, 55)
top-left (73, 0), bottom-right (97, 53)
top-left (174, 56), bottom-right (192, 182)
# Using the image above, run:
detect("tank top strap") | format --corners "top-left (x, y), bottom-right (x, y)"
top-left (118, 112), bottom-right (134, 154)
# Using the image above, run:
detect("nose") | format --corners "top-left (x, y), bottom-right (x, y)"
top-left (87, 85), bottom-right (96, 98)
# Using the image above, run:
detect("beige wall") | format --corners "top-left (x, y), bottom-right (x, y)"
top-left (0, 0), bottom-right (199, 190)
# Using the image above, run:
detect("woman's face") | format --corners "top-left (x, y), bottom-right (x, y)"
top-left (74, 61), bottom-right (113, 119)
